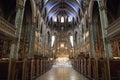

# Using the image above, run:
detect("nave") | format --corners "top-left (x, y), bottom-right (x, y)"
top-left (36, 60), bottom-right (88, 80)
top-left (0, 0), bottom-right (120, 80)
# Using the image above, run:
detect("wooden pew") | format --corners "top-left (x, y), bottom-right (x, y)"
top-left (27, 59), bottom-right (32, 80)
top-left (86, 58), bottom-right (89, 76)
top-left (46, 60), bottom-right (50, 72)
top-left (34, 59), bottom-right (37, 77)
top-left (87, 58), bottom-right (92, 79)
top-left (90, 59), bottom-right (105, 80)
top-left (98, 59), bottom-right (105, 80)
top-left (15, 60), bottom-right (23, 80)
top-left (110, 59), bottom-right (120, 80)
top-left (0, 60), bottom-right (9, 80)
top-left (45, 60), bottom-right (48, 72)
top-left (27, 59), bottom-right (36, 80)
top-left (91, 58), bottom-right (95, 79)
top-left (31, 59), bottom-right (36, 79)
top-left (39, 59), bottom-right (42, 75)
top-left (41, 60), bottom-right (44, 74)
top-left (36, 59), bottom-right (40, 76)
top-left (15, 59), bottom-right (32, 80)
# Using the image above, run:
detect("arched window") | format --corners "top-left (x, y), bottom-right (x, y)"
top-left (54, 16), bottom-right (57, 22)
top-left (70, 36), bottom-right (74, 47)
top-left (68, 16), bottom-right (72, 22)
top-left (51, 35), bottom-right (55, 47)
top-left (61, 16), bottom-right (64, 23)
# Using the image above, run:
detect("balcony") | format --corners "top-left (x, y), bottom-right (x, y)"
top-left (107, 17), bottom-right (120, 40)
top-left (0, 17), bottom-right (15, 38)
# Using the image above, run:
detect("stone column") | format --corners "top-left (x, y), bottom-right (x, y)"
top-left (29, 23), bottom-right (36, 58)
top-left (98, 0), bottom-right (112, 58)
top-left (10, 0), bottom-right (26, 59)
top-left (89, 22), bottom-right (96, 58)
top-left (88, 21), bottom-right (96, 78)
top-left (9, 0), bottom-right (26, 80)
top-left (98, 0), bottom-right (112, 80)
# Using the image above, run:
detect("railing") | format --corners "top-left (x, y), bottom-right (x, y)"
top-left (0, 16), bottom-right (16, 37)
top-left (107, 17), bottom-right (120, 38)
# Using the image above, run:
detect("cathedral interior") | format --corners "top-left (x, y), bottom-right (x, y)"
top-left (0, 0), bottom-right (120, 80)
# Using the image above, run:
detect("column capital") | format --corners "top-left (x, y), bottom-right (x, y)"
top-left (35, 0), bottom-right (42, 7)
top-left (98, 0), bottom-right (106, 10)
top-left (16, 0), bottom-right (25, 9)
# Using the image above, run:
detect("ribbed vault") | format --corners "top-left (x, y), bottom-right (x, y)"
top-left (41, 0), bottom-right (83, 23)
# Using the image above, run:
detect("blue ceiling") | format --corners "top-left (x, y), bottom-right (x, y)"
top-left (42, 0), bottom-right (83, 22)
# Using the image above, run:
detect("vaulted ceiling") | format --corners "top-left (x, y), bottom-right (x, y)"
top-left (41, 0), bottom-right (83, 24)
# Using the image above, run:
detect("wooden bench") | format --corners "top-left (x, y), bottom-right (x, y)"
top-left (27, 59), bottom-right (36, 80)
top-left (0, 61), bottom-right (9, 80)
top-left (86, 59), bottom-right (89, 76)
top-left (40, 60), bottom-right (43, 74)
top-left (31, 59), bottom-right (36, 79)
top-left (90, 59), bottom-right (105, 80)
top-left (91, 58), bottom-right (95, 79)
top-left (15, 60), bottom-right (23, 80)
top-left (15, 59), bottom-right (30, 80)
top-left (27, 59), bottom-right (32, 80)
top-left (39, 60), bottom-right (42, 75)
top-left (98, 59), bottom-right (105, 80)
top-left (36, 59), bottom-right (40, 76)
top-left (110, 59), bottom-right (120, 80)
top-left (78, 60), bottom-right (81, 73)
top-left (42, 60), bottom-right (46, 74)
top-left (34, 59), bottom-right (37, 77)
top-left (46, 60), bottom-right (50, 72)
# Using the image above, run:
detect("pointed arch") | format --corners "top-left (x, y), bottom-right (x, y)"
top-left (30, 0), bottom-right (36, 23)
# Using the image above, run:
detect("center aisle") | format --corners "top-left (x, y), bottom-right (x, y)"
top-left (36, 62), bottom-right (88, 80)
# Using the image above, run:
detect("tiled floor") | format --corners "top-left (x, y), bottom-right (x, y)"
top-left (36, 62), bottom-right (88, 80)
